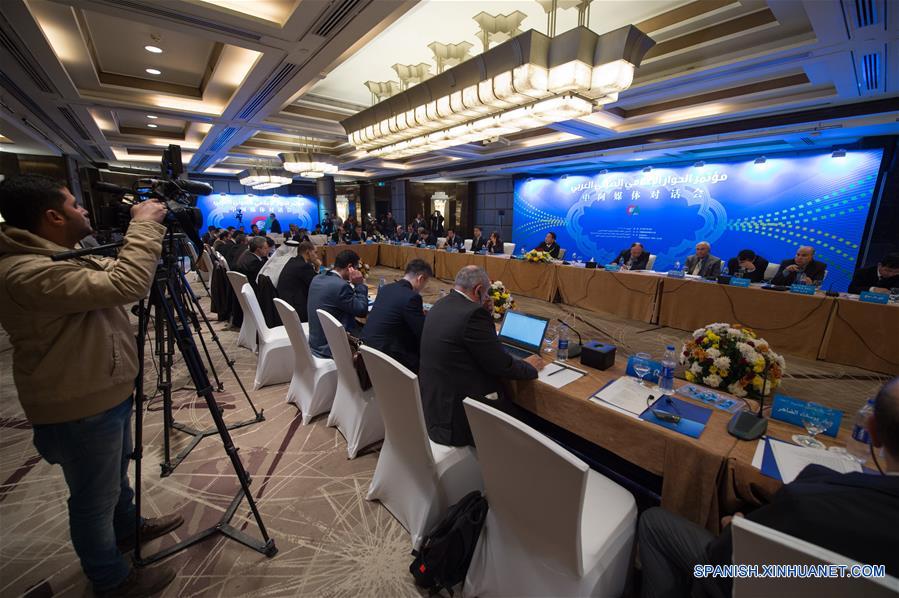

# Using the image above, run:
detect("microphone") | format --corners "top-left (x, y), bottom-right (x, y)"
top-left (174, 179), bottom-right (213, 196)
top-left (556, 319), bottom-right (583, 358)
top-left (94, 181), bottom-right (133, 195)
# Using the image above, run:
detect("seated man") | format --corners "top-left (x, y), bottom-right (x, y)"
top-left (534, 231), bottom-right (561, 258)
top-left (276, 241), bottom-right (319, 322)
top-left (613, 242), bottom-right (649, 270)
top-left (361, 259), bottom-right (431, 372)
top-left (726, 249), bottom-right (769, 283)
top-left (684, 241), bottom-right (722, 277)
top-left (306, 249), bottom-right (368, 358)
top-left (392, 225), bottom-right (407, 243)
top-left (444, 228), bottom-right (464, 250)
top-left (348, 224), bottom-right (366, 243)
top-left (419, 266), bottom-right (544, 446)
top-left (471, 226), bottom-right (487, 252)
top-left (848, 252), bottom-right (899, 294)
top-left (771, 245), bottom-right (826, 286)
top-left (416, 228), bottom-right (435, 247)
top-left (236, 236), bottom-right (268, 289)
top-left (637, 377), bottom-right (899, 598)
top-left (330, 225), bottom-right (347, 244)
top-left (407, 225), bottom-right (419, 245)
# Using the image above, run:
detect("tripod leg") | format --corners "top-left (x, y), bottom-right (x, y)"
top-left (132, 299), bottom-right (151, 564)
top-left (176, 271), bottom-right (224, 392)
top-left (154, 298), bottom-right (176, 477)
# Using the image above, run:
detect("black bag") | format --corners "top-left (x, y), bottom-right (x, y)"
top-left (345, 332), bottom-right (372, 391)
top-left (409, 491), bottom-right (488, 596)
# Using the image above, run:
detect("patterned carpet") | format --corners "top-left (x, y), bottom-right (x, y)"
top-left (0, 265), bottom-right (891, 597)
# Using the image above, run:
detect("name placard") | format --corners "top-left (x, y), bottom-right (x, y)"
top-left (667, 269), bottom-right (685, 278)
top-left (770, 395), bottom-right (841, 437)
top-left (859, 291), bottom-right (890, 304)
top-left (729, 277), bottom-right (751, 288)
top-left (789, 283), bottom-right (816, 295)
top-left (605, 264), bottom-right (621, 272)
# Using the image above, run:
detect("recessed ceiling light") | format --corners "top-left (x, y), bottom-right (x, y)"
top-left (147, 123), bottom-right (158, 128)
top-left (144, 45), bottom-right (163, 54)
top-left (146, 115), bottom-right (158, 119)
top-left (145, 68), bottom-right (161, 75)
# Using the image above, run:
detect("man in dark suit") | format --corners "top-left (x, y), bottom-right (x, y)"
top-left (407, 226), bottom-right (420, 245)
top-left (268, 213), bottom-right (282, 234)
top-left (348, 225), bottom-right (366, 243)
top-left (361, 259), bottom-right (432, 372)
top-left (419, 266), bottom-right (544, 446)
top-left (534, 231), bottom-right (562, 259)
top-left (684, 241), bottom-right (722, 277)
top-left (391, 225), bottom-right (407, 243)
top-left (726, 249), bottom-right (769, 283)
top-left (331, 226), bottom-right (347, 244)
top-left (236, 237), bottom-right (268, 289)
top-left (637, 377), bottom-right (899, 598)
top-left (848, 252), bottom-right (899, 295)
top-left (613, 242), bottom-right (650, 270)
top-left (444, 229), bottom-right (463, 250)
top-left (416, 229), bottom-right (435, 247)
top-left (224, 233), bottom-right (248, 267)
top-left (306, 249), bottom-right (368, 358)
top-left (471, 226), bottom-right (487, 252)
top-left (276, 241), bottom-right (318, 322)
top-left (771, 246), bottom-right (827, 286)
top-left (381, 211), bottom-right (397, 236)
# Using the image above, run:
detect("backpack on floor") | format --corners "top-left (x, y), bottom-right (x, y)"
top-left (409, 490), bottom-right (488, 596)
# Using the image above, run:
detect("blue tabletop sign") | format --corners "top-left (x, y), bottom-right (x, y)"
top-left (729, 277), bottom-right (751, 288)
top-left (667, 269), bottom-right (685, 278)
top-left (859, 291), bottom-right (890, 304)
top-left (770, 394), bottom-right (842, 437)
top-left (789, 283), bottom-right (816, 295)
top-left (605, 264), bottom-right (621, 272)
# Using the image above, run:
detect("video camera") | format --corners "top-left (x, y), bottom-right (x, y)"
top-left (94, 144), bottom-right (209, 251)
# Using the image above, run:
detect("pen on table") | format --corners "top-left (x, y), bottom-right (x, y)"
top-left (547, 365), bottom-right (567, 376)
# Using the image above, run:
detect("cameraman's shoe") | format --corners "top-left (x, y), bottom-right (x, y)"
top-left (118, 513), bottom-right (184, 553)
top-left (95, 565), bottom-right (175, 598)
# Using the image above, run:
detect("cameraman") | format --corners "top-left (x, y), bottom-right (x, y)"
top-left (0, 175), bottom-right (182, 597)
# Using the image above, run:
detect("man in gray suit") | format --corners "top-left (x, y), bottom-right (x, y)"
top-left (306, 249), bottom-right (368, 358)
top-left (684, 241), bottom-right (722, 278)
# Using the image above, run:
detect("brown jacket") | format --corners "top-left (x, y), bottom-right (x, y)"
top-left (0, 220), bottom-right (165, 424)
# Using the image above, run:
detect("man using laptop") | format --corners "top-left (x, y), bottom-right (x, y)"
top-left (419, 266), bottom-right (544, 447)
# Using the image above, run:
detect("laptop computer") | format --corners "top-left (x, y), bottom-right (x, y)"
top-left (497, 311), bottom-right (550, 359)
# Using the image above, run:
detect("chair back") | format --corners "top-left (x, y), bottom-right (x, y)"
top-left (274, 299), bottom-right (318, 377)
top-left (436, 237), bottom-right (446, 249)
top-left (226, 271), bottom-right (249, 307)
top-left (646, 253), bottom-right (657, 270)
top-left (316, 309), bottom-right (363, 395)
top-left (311, 234), bottom-right (328, 246)
top-left (731, 516), bottom-right (899, 597)
top-left (558, 247), bottom-right (566, 260)
top-left (241, 284), bottom-right (276, 342)
top-left (463, 398), bottom-right (588, 576)
top-left (503, 242), bottom-right (515, 255)
top-left (764, 262), bottom-right (779, 281)
top-left (360, 346), bottom-right (435, 466)
top-left (464, 239), bottom-right (473, 251)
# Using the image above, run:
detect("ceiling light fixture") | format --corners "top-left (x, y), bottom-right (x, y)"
top-left (238, 166), bottom-right (292, 189)
top-left (146, 115), bottom-right (158, 119)
top-left (145, 68), bottom-right (161, 75)
top-left (147, 123), bottom-right (158, 128)
top-left (342, 25), bottom-right (654, 161)
top-left (144, 45), bottom-right (163, 54)
top-left (280, 137), bottom-right (338, 178)
top-left (831, 148), bottom-right (847, 158)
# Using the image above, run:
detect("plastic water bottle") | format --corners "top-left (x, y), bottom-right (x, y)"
top-left (847, 399), bottom-right (875, 464)
top-left (674, 260), bottom-right (681, 272)
top-left (659, 345), bottom-right (676, 393)
top-left (557, 324), bottom-right (569, 361)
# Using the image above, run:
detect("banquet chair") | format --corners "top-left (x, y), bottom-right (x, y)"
top-left (226, 271), bottom-right (257, 351)
top-left (361, 346), bottom-right (482, 549)
top-left (764, 262), bottom-right (779, 281)
top-left (316, 309), bottom-right (384, 459)
top-left (274, 300), bottom-right (336, 424)
top-left (731, 516), bottom-right (899, 597)
top-left (195, 249), bottom-right (214, 283)
top-left (503, 242), bottom-right (515, 255)
top-left (310, 234), bottom-right (328, 246)
top-left (462, 398), bottom-right (637, 597)
top-left (646, 254), bottom-right (657, 270)
top-left (241, 285), bottom-right (294, 389)
top-left (464, 239), bottom-right (473, 251)
top-left (436, 236), bottom-right (446, 249)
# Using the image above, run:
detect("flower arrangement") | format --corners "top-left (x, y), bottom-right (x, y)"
top-left (523, 249), bottom-right (553, 263)
top-left (488, 280), bottom-right (515, 320)
top-left (358, 261), bottom-right (371, 280)
top-left (679, 323), bottom-right (785, 398)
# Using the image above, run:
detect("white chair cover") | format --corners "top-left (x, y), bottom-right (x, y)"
top-left (196, 249), bottom-right (214, 283)
top-left (316, 310), bottom-right (383, 459)
top-left (241, 285), bottom-right (294, 389)
top-left (274, 299), bottom-right (337, 424)
top-left (361, 346), bottom-right (482, 549)
top-left (226, 271), bottom-right (257, 352)
top-left (764, 262), bottom-right (779, 281)
top-left (258, 243), bottom-right (297, 287)
top-left (503, 242), bottom-right (515, 255)
top-left (436, 236), bottom-right (446, 249)
top-left (646, 254), bottom-right (657, 270)
top-left (464, 239), bottom-right (473, 251)
top-left (216, 250), bottom-right (230, 269)
top-left (731, 516), bottom-right (899, 597)
top-left (462, 398), bottom-right (636, 597)
top-left (310, 234), bottom-right (328, 246)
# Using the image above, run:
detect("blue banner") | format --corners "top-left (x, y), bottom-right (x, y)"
top-left (196, 193), bottom-right (319, 232)
top-left (513, 150), bottom-right (883, 292)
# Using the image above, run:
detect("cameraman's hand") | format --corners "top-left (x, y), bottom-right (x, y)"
top-left (348, 267), bottom-right (364, 285)
top-left (131, 200), bottom-right (167, 223)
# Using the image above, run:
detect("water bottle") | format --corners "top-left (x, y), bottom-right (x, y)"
top-left (674, 260), bottom-right (681, 272)
top-left (847, 399), bottom-right (875, 464)
top-left (659, 345), bottom-right (676, 393)
top-left (557, 324), bottom-right (569, 361)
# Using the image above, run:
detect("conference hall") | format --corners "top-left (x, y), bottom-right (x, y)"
top-left (1, 0), bottom-right (897, 596)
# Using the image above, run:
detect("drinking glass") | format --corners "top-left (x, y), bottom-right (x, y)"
top-left (890, 288), bottom-right (899, 304)
top-left (543, 323), bottom-right (557, 355)
top-left (792, 402), bottom-right (832, 449)
top-left (633, 352), bottom-right (652, 387)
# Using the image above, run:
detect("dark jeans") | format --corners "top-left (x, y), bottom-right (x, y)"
top-left (638, 507), bottom-right (726, 598)
top-left (32, 397), bottom-right (136, 591)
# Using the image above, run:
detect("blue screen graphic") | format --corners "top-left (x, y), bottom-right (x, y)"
top-left (499, 311), bottom-right (548, 349)
top-left (196, 193), bottom-right (319, 231)
top-left (513, 150), bottom-right (883, 292)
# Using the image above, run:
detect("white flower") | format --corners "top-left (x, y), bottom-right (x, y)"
top-left (706, 347), bottom-right (721, 359)
top-left (690, 362), bottom-right (704, 375)
top-left (693, 327), bottom-right (707, 338)
top-left (704, 374), bottom-right (723, 388)
top-left (713, 356), bottom-right (731, 371)
top-left (728, 382), bottom-right (748, 398)
top-left (493, 280), bottom-right (503, 287)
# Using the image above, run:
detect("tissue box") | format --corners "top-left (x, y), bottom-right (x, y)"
top-left (581, 341), bottom-right (616, 370)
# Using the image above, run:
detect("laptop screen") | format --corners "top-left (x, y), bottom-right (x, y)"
top-left (498, 311), bottom-right (549, 353)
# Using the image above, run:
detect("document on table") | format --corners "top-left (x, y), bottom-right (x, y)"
top-left (589, 376), bottom-right (652, 419)
top-left (768, 439), bottom-right (862, 483)
top-left (537, 362), bottom-right (585, 389)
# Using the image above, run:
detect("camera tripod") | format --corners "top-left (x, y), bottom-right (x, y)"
top-left (133, 229), bottom-right (276, 563)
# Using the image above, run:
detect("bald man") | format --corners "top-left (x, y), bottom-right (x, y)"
top-left (683, 241), bottom-right (722, 278)
top-left (771, 246), bottom-right (827, 286)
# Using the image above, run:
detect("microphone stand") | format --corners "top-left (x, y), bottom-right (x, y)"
top-left (727, 357), bottom-right (771, 440)
top-left (557, 318), bottom-right (583, 358)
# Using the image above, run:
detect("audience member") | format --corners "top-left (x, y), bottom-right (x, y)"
top-left (534, 231), bottom-right (561, 258)
top-left (276, 241), bottom-right (319, 322)
top-left (306, 249), bottom-right (368, 358)
top-left (684, 241), bottom-right (722, 277)
top-left (614, 242), bottom-right (649, 270)
top-left (236, 236), bottom-right (268, 288)
top-left (771, 246), bottom-right (826, 286)
top-left (848, 252), bottom-right (899, 295)
top-left (392, 225), bottom-right (407, 243)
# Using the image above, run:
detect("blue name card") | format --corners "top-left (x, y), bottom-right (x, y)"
top-left (729, 277), bottom-right (751, 288)
top-left (859, 291), bottom-right (890, 304)
top-left (789, 283), bottom-right (816, 295)
top-left (605, 264), bottom-right (621, 272)
top-left (770, 395), bottom-right (842, 437)
top-left (365, 240), bottom-right (373, 245)
top-left (667, 269), bottom-right (685, 278)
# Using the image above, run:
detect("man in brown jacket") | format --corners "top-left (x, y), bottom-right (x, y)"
top-left (0, 175), bottom-right (181, 597)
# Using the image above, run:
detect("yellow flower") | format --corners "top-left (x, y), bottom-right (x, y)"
top-left (709, 366), bottom-right (718, 374)
top-left (706, 332), bottom-right (720, 342)
top-left (752, 375), bottom-right (764, 389)
top-left (685, 371), bottom-right (695, 382)
top-left (753, 359), bottom-right (765, 373)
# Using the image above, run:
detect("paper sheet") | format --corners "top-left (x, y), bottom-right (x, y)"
top-left (589, 376), bottom-right (653, 419)
top-left (752, 439), bottom-right (766, 469)
top-left (769, 439), bottom-right (862, 483)
top-left (537, 362), bottom-right (585, 389)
